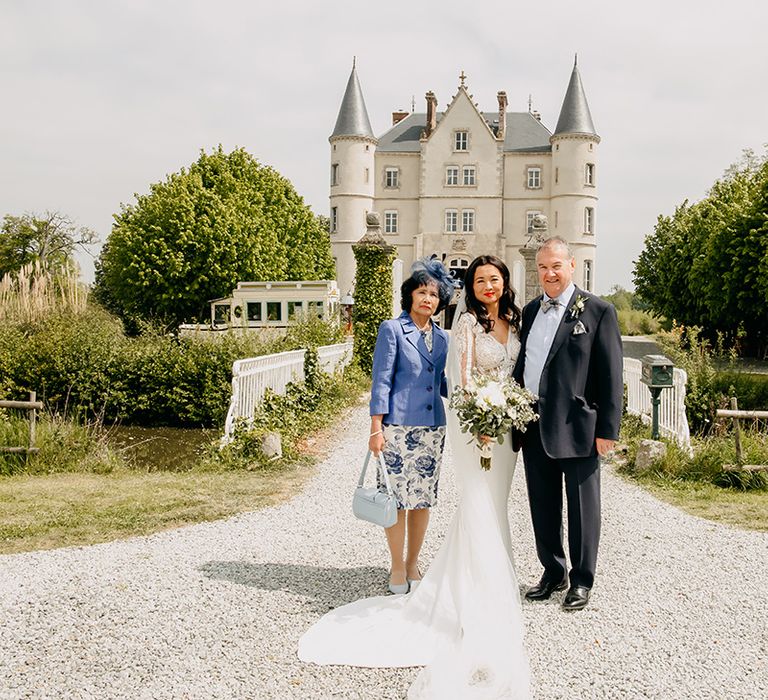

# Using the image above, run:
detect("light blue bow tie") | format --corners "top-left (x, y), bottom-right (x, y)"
top-left (540, 298), bottom-right (560, 313)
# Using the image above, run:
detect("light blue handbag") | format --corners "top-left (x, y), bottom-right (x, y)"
top-left (352, 450), bottom-right (398, 528)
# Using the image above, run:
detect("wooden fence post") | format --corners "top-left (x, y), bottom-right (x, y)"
top-left (28, 390), bottom-right (37, 452)
top-left (730, 396), bottom-right (743, 465)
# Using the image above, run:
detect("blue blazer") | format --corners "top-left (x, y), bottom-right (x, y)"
top-left (369, 311), bottom-right (449, 427)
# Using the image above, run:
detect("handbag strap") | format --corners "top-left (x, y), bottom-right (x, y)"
top-left (358, 450), bottom-right (395, 495)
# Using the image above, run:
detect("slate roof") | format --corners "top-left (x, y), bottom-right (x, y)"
top-left (331, 66), bottom-right (375, 139)
top-left (376, 112), bottom-right (553, 153)
top-left (553, 63), bottom-right (597, 136)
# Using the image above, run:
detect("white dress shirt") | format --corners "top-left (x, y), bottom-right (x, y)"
top-left (523, 282), bottom-right (575, 396)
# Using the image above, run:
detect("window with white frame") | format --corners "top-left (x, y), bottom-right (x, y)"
top-left (462, 209), bottom-right (475, 233)
top-left (384, 210), bottom-right (398, 234)
top-left (584, 260), bottom-right (593, 292)
top-left (331, 206), bottom-right (338, 233)
top-left (454, 131), bottom-right (468, 151)
top-left (526, 210), bottom-right (542, 234)
top-left (331, 163), bottom-right (339, 186)
top-left (463, 166), bottom-right (476, 186)
top-left (446, 166), bottom-right (459, 186)
top-left (585, 163), bottom-right (595, 186)
top-left (585, 207), bottom-right (594, 234)
top-left (445, 209), bottom-right (458, 233)
top-left (448, 257), bottom-right (469, 282)
top-left (384, 167), bottom-right (399, 188)
top-left (527, 166), bottom-right (541, 189)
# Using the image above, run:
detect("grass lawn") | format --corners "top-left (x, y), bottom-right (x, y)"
top-left (616, 471), bottom-right (768, 532)
top-left (0, 411), bottom-right (348, 556)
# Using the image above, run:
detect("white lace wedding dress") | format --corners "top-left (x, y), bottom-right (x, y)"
top-left (298, 312), bottom-right (531, 699)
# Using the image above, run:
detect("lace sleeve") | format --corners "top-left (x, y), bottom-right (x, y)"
top-left (453, 313), bottom-right (478, 386)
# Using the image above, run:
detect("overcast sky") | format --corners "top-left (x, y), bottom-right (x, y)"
top-left (2, 0), bottom-right (766, 293)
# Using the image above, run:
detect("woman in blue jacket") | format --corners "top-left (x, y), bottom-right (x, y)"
top-left (369, 258), bottom-right (453, 595)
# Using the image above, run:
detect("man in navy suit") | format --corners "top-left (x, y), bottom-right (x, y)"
top-left (513, 236), bottom-right (623, 611)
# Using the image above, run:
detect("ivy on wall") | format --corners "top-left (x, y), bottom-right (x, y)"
top-left (352, 243), bottom-right (397, 374)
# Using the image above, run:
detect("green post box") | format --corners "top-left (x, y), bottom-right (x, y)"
top-left (640, 354), bottom-right (674, 439)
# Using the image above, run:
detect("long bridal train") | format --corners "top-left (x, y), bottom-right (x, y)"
top-left (298, 425), bottom-right (531, 699)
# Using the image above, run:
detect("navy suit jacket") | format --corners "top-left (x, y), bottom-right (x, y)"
top-left (513, 287), bottom-right (623, 458)
top-left (369, 312), bottom-right (449, 426)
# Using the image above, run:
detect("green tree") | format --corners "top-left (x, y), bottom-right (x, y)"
top-left (0, 212), bottom-right (96, 276)
top-left (94, 147), bottom-right (334, 328)
top-left (633, 149), bottom-right (768, 356)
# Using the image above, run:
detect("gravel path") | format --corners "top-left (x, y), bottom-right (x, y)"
top-left (1, 403), bottom-right (767, 699)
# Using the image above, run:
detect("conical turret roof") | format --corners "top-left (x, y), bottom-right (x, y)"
top-left (554, 59), bottom-right (597, 136)
top-left (331, 64), bottom-right (374, 139)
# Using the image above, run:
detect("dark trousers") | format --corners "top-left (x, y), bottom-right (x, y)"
top-left (522, 419), bottom-right (601, 589)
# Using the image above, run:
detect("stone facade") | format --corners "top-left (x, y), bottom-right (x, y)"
top-left (330, 62), bottom-right (600, 306)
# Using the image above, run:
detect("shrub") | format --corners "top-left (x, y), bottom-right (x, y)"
top-left (352, 240), bottom-right (396, 374)
top-left (618, 414), bottom-right (768, 492)
top-left (617, 309), bottom-right (662, 336)
top-left (655, 325), bottom-right (722, 435)
top-left (713, 372), bottom-right (768, 411)
top-left (211, 363), bottom-right (369, 471)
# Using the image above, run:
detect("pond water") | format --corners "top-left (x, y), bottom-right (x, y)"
top-left (106, 425), bottom-right (218, 472)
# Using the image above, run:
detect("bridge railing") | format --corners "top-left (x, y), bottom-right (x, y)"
top-left (623, 357), bottom-right (691, 450)
top-left (222, 341), bottom-right (354, 442)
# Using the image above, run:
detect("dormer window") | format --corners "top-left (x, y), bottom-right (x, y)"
top-left (454, 131), bottom-right (468, 151)
top-left (384, 167), bottom-right (399, 188)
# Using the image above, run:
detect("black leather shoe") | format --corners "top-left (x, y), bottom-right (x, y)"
top-left (524, 576), bottom-right (568, 601)
top-left (562, 585), bottom-right (591, 611)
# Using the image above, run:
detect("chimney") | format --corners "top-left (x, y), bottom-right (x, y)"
top-left (425, 91), bottom-right (437, 137)
top-left (497, 91), bottom-right (507, 140)
top-left (392, 110), bottom-right (409, 126)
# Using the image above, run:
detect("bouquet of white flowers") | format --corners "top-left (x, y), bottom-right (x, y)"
top-left (449, 370), bottom-right (538, 470)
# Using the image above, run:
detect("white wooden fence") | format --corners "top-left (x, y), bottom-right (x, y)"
top-left (222, 341), bottom-right (353, 442)
top-left (623, 357), bottom-right (691, 449)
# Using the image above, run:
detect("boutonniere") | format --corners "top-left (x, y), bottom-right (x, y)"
top-left (572, 320), bottom-right (587, 335)
top-left (569, 294), bottom-right (588, 319)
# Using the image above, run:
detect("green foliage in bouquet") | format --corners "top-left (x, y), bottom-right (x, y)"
top-left (449, 371), bottom-right (538, 469)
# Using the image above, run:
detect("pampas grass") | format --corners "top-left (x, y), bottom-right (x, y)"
top-left (0, 263), bottom-right (88, 322)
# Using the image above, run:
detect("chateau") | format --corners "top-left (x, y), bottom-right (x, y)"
top-left (329, 60), bottom-right (600, 306)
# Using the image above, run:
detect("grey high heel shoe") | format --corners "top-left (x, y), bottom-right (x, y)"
top-left (406, 569), bottom-right (423, 591)
top-left (388, 572), bottom-right (409, 595)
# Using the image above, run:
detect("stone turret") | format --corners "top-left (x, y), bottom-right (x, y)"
top-left (329, 60), bottom-right (377, 299)
top-left (550, 57), bottom-right (600, 292)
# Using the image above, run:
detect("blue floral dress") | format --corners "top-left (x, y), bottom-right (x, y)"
top-left (378, 326), bottom-right (447, 509)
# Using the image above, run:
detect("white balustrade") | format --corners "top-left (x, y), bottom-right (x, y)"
top-left (623, 357), bottom-right (691, 450)
top-left (222, 341), bottom-right (354, 442)
top-left (318, 342), bottom-right (354, 373)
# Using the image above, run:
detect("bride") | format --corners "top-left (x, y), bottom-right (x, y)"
top-left (299, 255), bottom-right (531, 699)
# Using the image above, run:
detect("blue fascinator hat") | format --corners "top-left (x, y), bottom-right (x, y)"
top-left (407, 257), bottom-right (457, 311)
